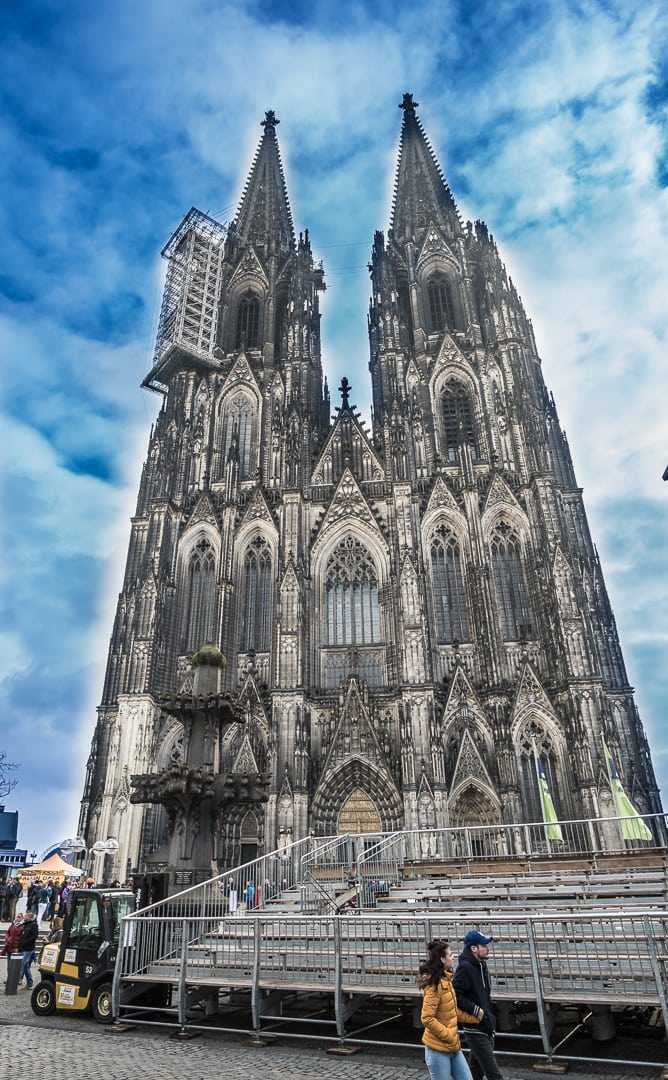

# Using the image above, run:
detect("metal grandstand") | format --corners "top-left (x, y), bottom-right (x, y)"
top-left (112, 813), bottom-right (668, 1071)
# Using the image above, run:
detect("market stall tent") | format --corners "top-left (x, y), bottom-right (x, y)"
top-left (18, 851), bottom-right (83, 887)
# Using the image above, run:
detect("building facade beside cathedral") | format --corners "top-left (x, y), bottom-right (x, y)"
top-left (78, 96), bottom-right (662, 883)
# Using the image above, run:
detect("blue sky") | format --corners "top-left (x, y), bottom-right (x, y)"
top-left (2, 0), bottom-right (667, 858)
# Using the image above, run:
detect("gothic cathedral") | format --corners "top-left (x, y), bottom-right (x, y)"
top-left (78, 95), bottom-right (661, 881)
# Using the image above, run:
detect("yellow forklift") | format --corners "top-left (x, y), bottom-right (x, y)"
top-left (31, 887), bottom-right (135, 1023)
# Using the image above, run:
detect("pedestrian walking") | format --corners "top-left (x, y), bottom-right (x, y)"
top-left (452, 930), bottom-right (505, 1080)
top-left (418, 938), bottom-right (479, 1080)
top-left (17, 911), bottom-right (39, 989)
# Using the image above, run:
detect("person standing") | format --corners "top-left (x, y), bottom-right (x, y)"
top-left (453, 930), bottom-right (505, 1080)
top-left (6, 878), bottom-right (22, 922)
top-left (1, 913), bottom-right (24, 973)
top-left (27, 880), bottom-right (40, 915)
top-left (37, 880), bottom-right (51, 923)
top-left (418, 939), bottom-right (479, 1080)
top-left (18, 911), bottom-right (39, 989)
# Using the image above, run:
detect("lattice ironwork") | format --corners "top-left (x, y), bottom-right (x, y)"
top-left (154, 207), bottom-right (228, 365)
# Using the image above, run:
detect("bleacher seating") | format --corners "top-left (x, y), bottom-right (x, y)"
top-left (270, 851), bottom-right (668, 917)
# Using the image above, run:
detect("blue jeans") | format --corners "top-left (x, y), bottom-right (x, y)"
top-left (463, 1030), bottom-right (505, 1080)
top-left (425, 1046), bottom-right (473, 1080)
top-left (19, 950), bottom-right (34, 988)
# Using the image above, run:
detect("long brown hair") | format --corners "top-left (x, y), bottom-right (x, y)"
top-left (418, 938), bottom-right (449, 988)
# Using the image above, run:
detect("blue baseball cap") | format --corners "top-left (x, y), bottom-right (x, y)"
top-left (464, 930), bottom-right (493, 947)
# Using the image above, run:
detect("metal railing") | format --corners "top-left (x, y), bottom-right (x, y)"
top-left (126, 812), bottom-right (667, 925)
top-left (113, 908), bottom-right (668, 1062)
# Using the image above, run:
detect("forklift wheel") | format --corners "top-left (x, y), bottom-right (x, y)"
top-left (92, 982), bottom-right (114, 1024)
top-left (31, 981), bottom-right (57, 1016)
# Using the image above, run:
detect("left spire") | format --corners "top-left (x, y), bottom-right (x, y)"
top-left (232, 110), bottom-right (295, 255)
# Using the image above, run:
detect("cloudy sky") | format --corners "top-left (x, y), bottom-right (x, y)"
top-left (2, 0), bottom-right (667, 859)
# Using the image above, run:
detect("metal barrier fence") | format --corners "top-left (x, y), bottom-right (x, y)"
top-left (297, 814), bottom-right (668, 912)
top-left (128, 812), bottom-right (668, 923)
top-left (113, 908), bottom-right (668, 1063)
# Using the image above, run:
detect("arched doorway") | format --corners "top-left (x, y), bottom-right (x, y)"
top-left (240, 809), bottom-right (259, 865)
top-left (450, 783), bottom-right (502, 857)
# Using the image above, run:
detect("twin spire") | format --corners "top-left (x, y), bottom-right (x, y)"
top-left (391, 92), bottom-right (461, 240)
top-left (234, 96), bottom-right (459, 249)
top-left (233, 109), bottom-right (295, 253)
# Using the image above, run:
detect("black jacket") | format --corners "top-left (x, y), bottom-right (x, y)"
top-left (452, 946), bottom-right (496, 1035)
top-left (18, 919), bottom-right (39, 953)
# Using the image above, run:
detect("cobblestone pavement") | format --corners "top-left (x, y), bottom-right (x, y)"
top-left (1, 986), bottom-right (665, 1080)
top-left (1, 919), bottom-right (664, 1080)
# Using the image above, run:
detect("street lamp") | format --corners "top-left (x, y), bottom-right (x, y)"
top-left (60, 836), bottom-right (118, 882)
top-left (89, 837), bottom-right (119, 881)
top-left (59, 837), bottom-right (86, 856)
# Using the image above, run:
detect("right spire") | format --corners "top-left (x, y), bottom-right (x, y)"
top-left (390, 92), bottom-right (462, 242)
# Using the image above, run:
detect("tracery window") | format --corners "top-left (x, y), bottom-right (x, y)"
top-left (441, 381), bottom-right (477, 462)
top-left (427, 273), bottom-right (456, 332)
top-left (430, 525), bottom-right (469, 643)
top-left (243, 537), bottom-right (272, 652)
top-left (222, 393), bottom-right (255, 480)
top-left (326, 537), bottom-right (380, 645)
top-left (235, 290), bottom-right (260, 349)
top-left (185, 537), bottom-right (216, 652)
top-left (490, 522), bottom-right (532, 640)
top-left (519, 727), bottom-right (563, 825)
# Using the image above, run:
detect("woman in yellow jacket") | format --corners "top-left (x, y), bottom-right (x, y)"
top-left (418, 939), bottom-right (479, 1080)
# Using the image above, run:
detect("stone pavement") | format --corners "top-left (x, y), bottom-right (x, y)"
top-left (0, 984), bottom-right (666, 1080)
top-left (0, 918), bottom-right (665, 1080)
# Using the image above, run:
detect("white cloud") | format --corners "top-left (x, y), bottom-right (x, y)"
top-left (2, 0), bottom-right (667, 852)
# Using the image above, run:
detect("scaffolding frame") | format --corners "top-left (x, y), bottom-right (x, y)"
top-left (146, 208), bottom-right (228, 391)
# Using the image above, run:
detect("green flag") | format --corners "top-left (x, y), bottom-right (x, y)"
top-left (602, 738), bottom-right (653, 843)
top-left (533, 745), bottom-right (563, 842)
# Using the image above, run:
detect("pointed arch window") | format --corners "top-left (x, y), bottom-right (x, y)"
top-left (235, 290), bottom-right (260, 349)
top-left (185, 537), bottom-right (216, 653)
top-left (428, 272), bottom-right (456, 332)
top-left (442, 381), bottom-right (477, 462)
top-left (430, 525), bottom-right (469, 643)
top-left (243, 537), bottom-right (272, 652)
top-left (222, 393), bottom-right (256, 480)
top-left (326, 537), bottom-right (380, 645)
top-left (490, 522), bottom-right (532, 640)
top-left (519, 727), bottom-right (564, 825)
top-left (274, 285), bottom-right (289, 357)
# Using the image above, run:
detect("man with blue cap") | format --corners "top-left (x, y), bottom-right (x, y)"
top-left (452, 929), bottom-right (504, 1079)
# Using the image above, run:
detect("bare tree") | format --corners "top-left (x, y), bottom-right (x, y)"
top-left (0, 751), bottom-right (18, 799)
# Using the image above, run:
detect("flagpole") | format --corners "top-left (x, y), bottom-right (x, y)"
top-left (533, 734), bottom-right (548, 851)
top-left (601, 732), bottom-right (653, 845)
top-left (532, 736), bottom-right (553, 850)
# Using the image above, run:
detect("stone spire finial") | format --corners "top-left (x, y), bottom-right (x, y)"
top-left (399, 92), bottom-right (419, 113)
top-left (339, 377), bottom-right (351, 408)
top-left (261, 109), bottom-right (279, 132)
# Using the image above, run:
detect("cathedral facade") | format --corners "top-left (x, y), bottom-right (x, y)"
top-left (78, 96), bottom-right (661, 882)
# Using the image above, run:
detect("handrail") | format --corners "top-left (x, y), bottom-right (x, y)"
top-left (129, 832), bottom-right (317, 918)
top-left (125, 810), bottom-right (668, 924)
top-left (114, 906), bottom-right (668, 1062)
top-left (301, 868), bottom-right (341, 914)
